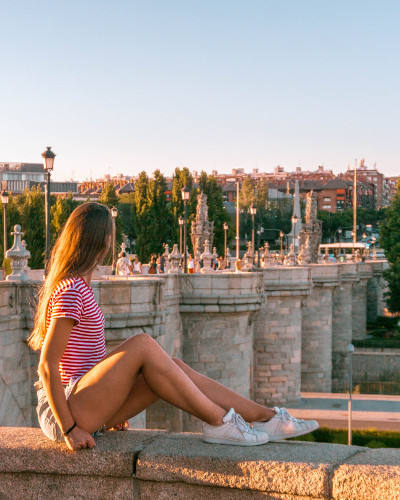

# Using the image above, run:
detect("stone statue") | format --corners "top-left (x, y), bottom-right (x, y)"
top-left (191, 192), bottom-right (214, 265)
top-left (298, 191), bottom-right (322, 264)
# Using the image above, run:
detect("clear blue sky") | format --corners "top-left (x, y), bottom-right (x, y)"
top-left (1, 0), bottom-right (399, 181)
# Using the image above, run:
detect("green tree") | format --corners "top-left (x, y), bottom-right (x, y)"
top-left (134, 171), bottom-right (152, 261)
top-left (17, 187), bottom-right (46, 269)
top-left (239, 176), bottom-right (256, 244)
top-left (99, 183), bottom-right (119, 208)
top-left (198, 171), bottom-right (233, 255)
top-left (148, 169), bottom-right (173, 255)
top-left (380, 180), bottom-right (400, 313)
top-left (118, 192), bottom-right (136, 244)
top-left (50, 193), bottom-right (79, 244)
top-left (171, 167), bottom-right (194, 244)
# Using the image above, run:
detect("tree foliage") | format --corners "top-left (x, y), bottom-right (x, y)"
top-left (380, 180), bottom-right (400, 313)
top-left (148, 170), bottom-right (173, 255)
top-left (99, 183), bottom-right (119, 208)
top-left (50, 193), bottom-right (79, 244)
top-left (134, 171), bottom-right (152, 262)
top-left (198, 171), bottom-right (233, 255)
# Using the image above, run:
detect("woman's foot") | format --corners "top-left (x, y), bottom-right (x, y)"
top-left (252, 407), bottom-right (319, 441)
top-left (203, 408), bottom-right (269, 446)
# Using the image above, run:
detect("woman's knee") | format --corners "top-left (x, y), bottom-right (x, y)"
top-left (172, 357), bottom-right (186, 369)
top-left (127, 333), bottom-right (158, 350)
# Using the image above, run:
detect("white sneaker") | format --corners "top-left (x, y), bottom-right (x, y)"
top-left (252, 407), bottom-right (319, 441)
top-left (203, 408), bottom-right (269, 446)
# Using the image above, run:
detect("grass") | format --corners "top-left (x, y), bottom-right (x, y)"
top-left (290, 427), bottom-right (400, 448)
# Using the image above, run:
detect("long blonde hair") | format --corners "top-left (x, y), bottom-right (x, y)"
top-left (28, 202), bottom-right (113, 350)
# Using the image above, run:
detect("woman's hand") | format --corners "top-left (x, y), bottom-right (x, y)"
top-left (64, 425), bottom-right (96, 451)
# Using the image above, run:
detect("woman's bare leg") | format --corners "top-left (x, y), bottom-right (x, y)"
top-left (172, 358), bottom-right (275, 422)
top-left (104, 374), bottom-right (158, 429)
top-left (67, 334), bottom-right (226, 434)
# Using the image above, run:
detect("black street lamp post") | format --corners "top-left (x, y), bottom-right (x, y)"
top-left (258, 226), bottom-right (264, 268)
top-left (250, 205), bottom-right (257, 259)
top-left (178, 216), bottom-right (184, 254)
top-left (1, 190), bottom-right (9, 262)
top-left (111, 206), bottom-right (118, 274)
top-left (181, 186), bottom-right (190, 273)
top-left (223, 222), bottom-right (228, 265)
top-left (279, 231), bottom-right (284, 263)
top-left (41, 147), bottom-right (56, 271)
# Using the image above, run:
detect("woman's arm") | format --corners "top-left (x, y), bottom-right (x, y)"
top-left (39, 317), bottom-right (95, 451)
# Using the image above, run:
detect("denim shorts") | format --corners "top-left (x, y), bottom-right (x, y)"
top-left (34, 377), bottom-right (81, 442)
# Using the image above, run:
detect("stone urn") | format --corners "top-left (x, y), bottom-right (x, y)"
top-left (324, 247), bottom-right (330, 264)
top-left (168, 244), bottom-right (182, 274)
top-left (261, 242), bottom-right (274, 267)
top-left (200, 239), bottom-right (213, 273)
top-left (6, 225), bottom-right (31, 281)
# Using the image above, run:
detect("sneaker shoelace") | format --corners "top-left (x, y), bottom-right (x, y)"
top-left (274, 407), bottom-right (306, 424)
top-left (230, 412), bottom-right (257, 435)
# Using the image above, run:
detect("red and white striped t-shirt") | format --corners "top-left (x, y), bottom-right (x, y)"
top-left (46, 276), bottom-right (106, 385)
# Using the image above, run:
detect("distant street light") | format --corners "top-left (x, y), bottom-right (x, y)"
top-left (279, 231), bottom-right (284, 263)
top-left (291, 215), bottom-right (299, 250)
top-left (111, 206), bottom-right (118, 275)
top-left (347, 343), bottom-right (355, 446)
top-left (41, 147), bottom-right (56, 271)
top-left (351, 230), bottom-right (355, 257)
top-left (1, 190), bottom-right (9, 263)
top-left (181, 186), bottom-right (190, 273)
top-left (223, 222), bottom-right (228, 265)
top-left (250, 205), bottom-right (257, 257)
top-left (178, 216), bottom-right (184, 254)
top-left (258, 226), bottom-right (264, 268)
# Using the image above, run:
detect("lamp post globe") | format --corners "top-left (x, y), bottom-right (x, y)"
top-left (41, 147), bottom-right (56, 273)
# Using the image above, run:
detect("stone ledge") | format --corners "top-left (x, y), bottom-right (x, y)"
top-left (1, 428), bottom-right (399, 499)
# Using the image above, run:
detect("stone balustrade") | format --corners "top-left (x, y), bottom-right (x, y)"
top-left (0, 427), bottom-right (399, 499)
top-left (0, 261), bottom-right (390, 433)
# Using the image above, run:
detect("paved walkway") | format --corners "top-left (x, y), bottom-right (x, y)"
top-left (287, 392), bottom-right (400, 431)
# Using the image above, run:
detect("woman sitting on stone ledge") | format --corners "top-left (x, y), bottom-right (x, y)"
top-left (29, 202), bottom-right (318, 452)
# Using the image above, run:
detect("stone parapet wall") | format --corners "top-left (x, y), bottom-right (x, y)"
top-left (0, 262), bottom-right (389, 433)
top-left (353, 348), bottom-right (400, 381)
top-left (1, 427), bottom-right (399, 500)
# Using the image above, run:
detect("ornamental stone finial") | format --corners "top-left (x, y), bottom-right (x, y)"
top-left (168, 244), bottom-right (182, 274)
top-left (200, 239), bottom-right (213, 273)
top-left (163, 244), bottom-right (171, 272)
top-left (6, 225), bottom-right (31, 281)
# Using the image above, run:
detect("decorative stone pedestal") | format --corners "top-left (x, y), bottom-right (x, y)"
top-left (301, 265), bottom-right (339, 393)
top-left (331, 263), bottom-right (359, 392)
top-left (6, 225), bottom-right (31, 281)
top-left (352, 264), bottom-right (373, 340)
top-left (253, 267), bottom-right (311, 406)
top-left (179, 273), bottom-right (262, 431)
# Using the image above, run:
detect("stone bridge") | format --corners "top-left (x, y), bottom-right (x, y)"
top-left (0, 261), bottom-right (388, 432)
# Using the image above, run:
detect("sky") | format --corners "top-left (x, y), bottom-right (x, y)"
top-left (1, 0), bottom-right (399, 181)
